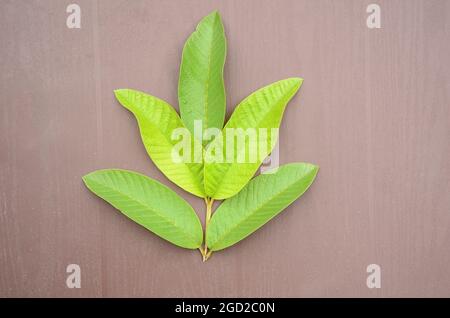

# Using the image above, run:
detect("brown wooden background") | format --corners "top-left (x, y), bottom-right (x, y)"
top-left (1, 0), bottom-right (449, 297)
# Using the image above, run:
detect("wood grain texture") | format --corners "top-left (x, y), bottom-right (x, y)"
top-left (1, 0), bottom-right (449, 297)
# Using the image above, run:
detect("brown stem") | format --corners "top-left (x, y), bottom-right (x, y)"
top-left (202, 197), bottom-right (214, 261)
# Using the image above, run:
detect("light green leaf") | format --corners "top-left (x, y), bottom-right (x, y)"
top-left (83, 169), bottom-right (203, 249)
top-left (114, 89), bottom-right (205, 198)
top-left (204, 78), bottom-right (303, 199)
top-left (206, 163), bottom-right (318, 251)
top-left (178, 10), bottom-right (226, 141)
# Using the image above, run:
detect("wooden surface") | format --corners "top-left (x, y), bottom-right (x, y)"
top-left (1, 0), bottom-right (449, 297)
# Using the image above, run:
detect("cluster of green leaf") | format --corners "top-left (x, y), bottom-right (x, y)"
top-left (82, 11), bottom-right (318, 261)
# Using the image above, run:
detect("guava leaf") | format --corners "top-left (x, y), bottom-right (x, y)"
top-left (114, 89), bottom-right (205, 198)
top-left (206, 163), bottom-right (318, 251)
top-left (178, 10), bottom-right (226, 142)
top-left (83, 169), bottom-right (203, 249)
top-left (204, 78), bottom-right (303, 199)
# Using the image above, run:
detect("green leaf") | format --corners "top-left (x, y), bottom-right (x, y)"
top-left (206, 163), bottom-right (318, 251)
top-left (178, 10), bottom-right (226, 141)
top-left (83, 169), bottom-right (203, 249)
top-left (204, 78), bottom-right (303, 199)
top-left (114, 89), bottom-right (205, 198)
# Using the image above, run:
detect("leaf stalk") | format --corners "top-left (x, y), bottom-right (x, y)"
top-left (201, 197), bottom-right (214, 261)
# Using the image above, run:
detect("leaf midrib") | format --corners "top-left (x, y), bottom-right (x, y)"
top-left (202, 15), bottom-right (222, 133)
top-left (203, 25), bottom-right (213, 133)
top-left (87, 177), bottom-right (199, 246)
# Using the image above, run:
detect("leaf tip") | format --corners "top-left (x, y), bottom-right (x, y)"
top-left (82, 170), bottom-right (109, 187)
top-left (305, 163), bottom-right (319, 183)
top-left (303, 162), bottom-right (319, 174)
top-left (209, 10), bottom-right (221, 19)
top-left (290, 77), bottom-right (304, 89)
top-left (81, 173), bottom-right (89, 182)
top-left (202, 10), bottom-right (223, 27)
top-left (81, 171), bottom-right (96, 184)
top-left (114, 89), bottom-right (133, 111)
top-left (113, 89), bottom-right (127, 99)
top-left (81, 173), bottom-right (93, 190)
